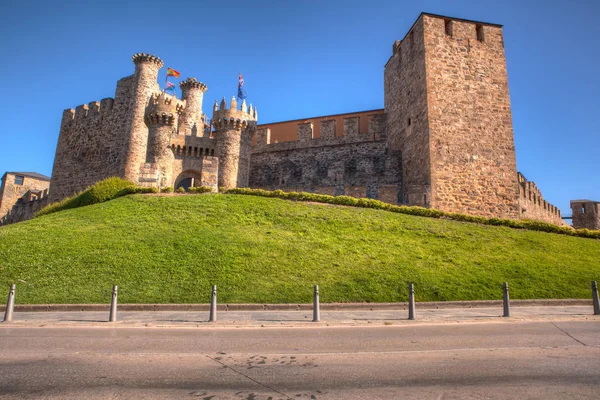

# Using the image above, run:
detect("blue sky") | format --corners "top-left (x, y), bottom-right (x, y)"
top-left (0, 0), bottom-right (598, 216)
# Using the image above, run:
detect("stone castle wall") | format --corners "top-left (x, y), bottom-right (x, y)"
top-left (517, 173), bottom-right (563, 225)
top-left (0, 190), bottom-right (49, 226)
top-left (0, 173), bottom-right (50, 224)
top-left (49, 55), bottom-right (161, 203)
top-left (249, 114), bottom-right (402, 203)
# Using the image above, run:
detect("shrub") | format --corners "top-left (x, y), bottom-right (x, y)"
top-left (161, 186), bottom-right (174, 193)
top-left (176, 187), bottom-right (186, 194)
top-left (188, 186), bottom-right (213, 194)
top-left (223, 187), bottom-right (600, 240)
top-left (36, 177), bottom-right (136, 217)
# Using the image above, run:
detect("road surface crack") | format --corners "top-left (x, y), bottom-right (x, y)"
top-left (205, 354), bottom-right (291, 399)
top-left (551, 322), bottom-right (587, 346)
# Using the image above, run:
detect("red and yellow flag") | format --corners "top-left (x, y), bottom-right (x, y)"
top-left (166, 67), bottom-right (180, 78)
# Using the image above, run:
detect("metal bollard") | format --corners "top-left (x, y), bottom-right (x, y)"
top-left (408, 283), bottom-right (415, 320)
top-left (209, 285), bottom-right (217, 322)
top-left (3, 284), bottom-right (16, 322)
top-left (503, 282), bottom-right (510, 317)
top-left (109, 285), bottom-right (118, 322)
top-left (592, 281), bottom-right (600, 316)
top-left (312, 285), bottom-right (320, 322)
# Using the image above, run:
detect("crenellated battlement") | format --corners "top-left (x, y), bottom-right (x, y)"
top-left (212, 96), bottom-right (257, 130)
top-left (517, 172), bottom-right (563, 225)
top-left (62, 98), bottom-right (115, 124)
top-left (144, 92), bottom-right (186, 126)
top-left (132, 53), bottom-right (164, 68)
top-left (252, 113), bottom-right (386, 153)
top-left (179, 77), bottom-right (207, 92)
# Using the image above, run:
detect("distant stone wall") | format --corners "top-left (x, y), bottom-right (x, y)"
top-left (0, 173), bottom-right (50, 221)
top-left (0, 189), bottom-right (49, 226)
top-left (517, 173), bottom-right (564, 225)
top-left (249, 114), bottom-right (402, 202)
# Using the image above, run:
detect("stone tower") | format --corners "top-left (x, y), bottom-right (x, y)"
top-left (212, 97), bottom-right (257, 190)
top-left (385, 13), bottom-right (520, 219)
top-left (123, 53), bottom-right (163, 182)
top-left (570, 200), bottom-right (600, 230)
top-left (144, 93), bottom-right (185, 187)
top-left (179, 78), bottom-right (208, 137)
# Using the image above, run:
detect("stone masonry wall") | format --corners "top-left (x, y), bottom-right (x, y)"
top-left (517, 173), bottom-right (563, 225)
top-left (423, 15), bottom-right (520, 219)
top-left (249, 116), bottom-right (401, 202)
top-left (49, 79), bottom-right (131, 203)
top-left (0, 192), bottom-right (49, 226)
top-left (49, 55), bottom-right (162, 203)
top-left (0, 173), bottom-right (50, 221)
top-left (384, 17), bottom-right (431, 207)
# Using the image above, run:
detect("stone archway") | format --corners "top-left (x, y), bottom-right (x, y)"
top-left (174, 170), bottom-right (202, 190)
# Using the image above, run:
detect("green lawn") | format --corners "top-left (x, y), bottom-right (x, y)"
top-left (0, 193), bottom-right (598, 304)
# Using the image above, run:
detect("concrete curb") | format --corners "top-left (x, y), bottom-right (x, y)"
top-left (1, 299), bottom-right (592, 313)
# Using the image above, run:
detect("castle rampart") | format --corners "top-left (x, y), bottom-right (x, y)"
top-left (249, 112), bottom-right (400, 203)
top-left (252, 113), bottom-right (386, 152)
top-left (517, 173), bottom-right (563, 225)
top-left (0, 172), bottom-right (50, 225)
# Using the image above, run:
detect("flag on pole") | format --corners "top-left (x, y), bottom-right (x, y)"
top-left (237, 73), bottom-right (247, 100)
top-left (164, 80), bottom-right (176, 92)
top-left (167, 67), bottom-right (181, 78)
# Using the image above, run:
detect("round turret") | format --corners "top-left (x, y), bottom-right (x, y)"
top-left (123, 53), bottom-right (164, 182)
top-left (132, 53), bottom-right (164, 68)
top-left (144, 92), bottom-right (186, 188)
top-left (179, 78), bottom-right (208, 136)
top-left (144, 92), bottom-right (185, 126)
top-left (212, 96), bottom-right (258, 190)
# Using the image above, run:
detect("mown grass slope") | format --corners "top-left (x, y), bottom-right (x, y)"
top-left (0, 193), bottom-right (598, 304)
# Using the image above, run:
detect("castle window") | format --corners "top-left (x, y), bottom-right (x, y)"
top-left (14, 175), bottom-right (24, 185)
top-left (408, 118), bottom-right (412, 126)
top-left (423, 194), bottom-right (427, 205)
top-left (211, 149), bottom-right (214, 156)
top-left (205, 148), bottom-right (209, 156)
top-left (582, 205), bottom-right (586, 214)
top-left (194, 147), bottom-right (198, 157)
top-left (444, 19), bottom-right (453, 37)
top-left (476, 24), bottom-right (484, 42)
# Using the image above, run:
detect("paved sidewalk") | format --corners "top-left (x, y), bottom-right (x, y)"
top-left (2, 305), bottom-right (597, 328)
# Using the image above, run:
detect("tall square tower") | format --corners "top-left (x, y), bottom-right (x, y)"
top-left (385, 13), bottom-right (520, 218)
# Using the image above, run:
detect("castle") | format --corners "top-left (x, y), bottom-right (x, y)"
top-left (1, 13), bottom-right (598, 229)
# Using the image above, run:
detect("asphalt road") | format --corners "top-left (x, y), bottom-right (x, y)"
top-left (1, 320), bottom-right (599, 399)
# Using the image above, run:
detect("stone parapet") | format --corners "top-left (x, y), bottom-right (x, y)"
top-left (132, 53), bottom-right (164, 68)
top-left (517, 173), bottom-right (563, 225)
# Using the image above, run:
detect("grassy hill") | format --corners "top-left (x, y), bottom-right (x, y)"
top-left (0, 193), bottom-right (599, 304)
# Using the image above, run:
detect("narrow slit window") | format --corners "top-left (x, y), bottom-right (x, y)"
top-left (476, 24), bottom-right (484, 42)
top-left (445, 19), bottom-right (453, 37)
